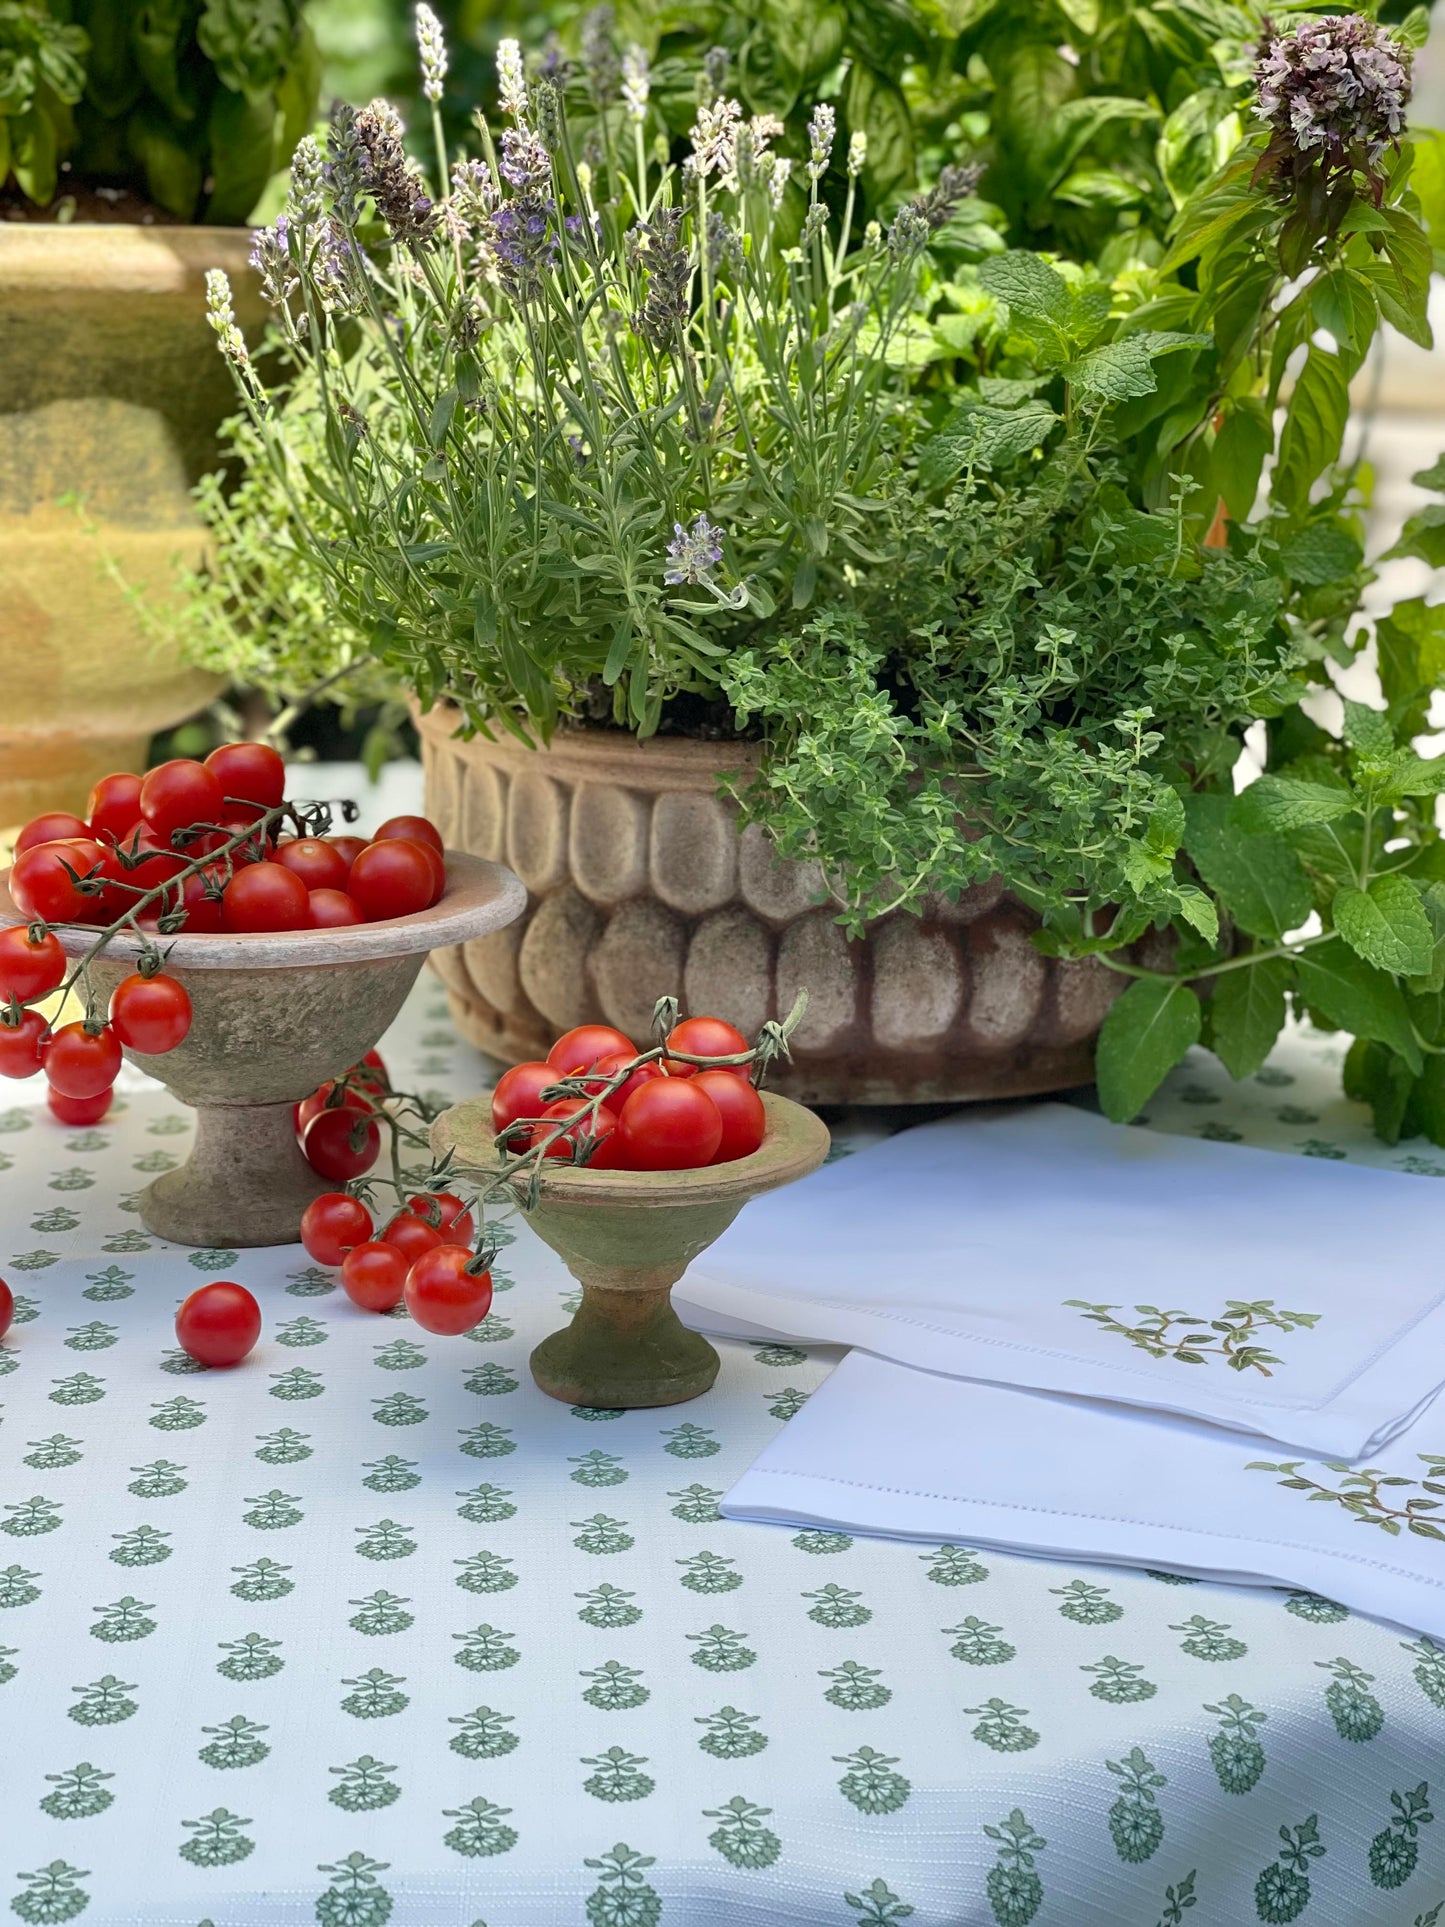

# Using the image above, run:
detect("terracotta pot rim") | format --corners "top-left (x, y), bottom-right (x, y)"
top-left (0, 849), bottom-right (526, 970)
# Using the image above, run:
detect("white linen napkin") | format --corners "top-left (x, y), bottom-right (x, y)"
top-left (676, 1103), bottom-right (1445, 1457)
top-left (720, 1348), bottom-right (1445, 1639)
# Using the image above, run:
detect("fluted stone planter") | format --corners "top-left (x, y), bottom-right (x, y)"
top-left (418, 702), bottom-right (1123, 1105)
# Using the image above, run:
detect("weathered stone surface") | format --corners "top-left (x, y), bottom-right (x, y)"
top-left (685, 908), bottom-right (774, 1038)
top-left (507, 766), bottom-right (569, 893)
top-left (871, 918), bottom-right (965, 1048)
top-left (463, 921), bottom-right (525, 1019)
top-left (518, 887), bottom-right (602, 1029)
top-left (738, 820), bottom-right (827, 923)
top-left (777, 912), bottom-right (858, 1051)
top-left (461, 756), bottom-right (508, 863)
top-left (962, 916), bottom-right (1047, 1050)
top-left (593, 898), bottom-right (688, 1042)
top-left (650, 791), bottom-right (737, 915)
top-left (428, 940), bottom-right (472, 1000)
top-left (569, 781), bottom-right (649, 905)
top-left (1044, 954), bottom-right (1123, 1045)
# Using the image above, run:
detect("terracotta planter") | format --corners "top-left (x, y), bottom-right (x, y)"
top-left (0, 226), bottom-right (263, 830)
top-left (434, 1089), bottom-right (830, 1408)
top-left (418, 704), bottom-right (1123, 1105)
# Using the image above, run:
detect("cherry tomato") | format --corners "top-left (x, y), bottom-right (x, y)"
top-left (140, 758), bottom-right (224, 842)
top-left (46, 1085), bottom-right (113, 1126)
top-left (108, 973), bottom-right (192, 1054)
top-left (307, 888), bottom-right (366, 928)
top-left (381, 1211), bottom-right (443, 1262)
top-left (274, 837), bottom-right (350, 893)
top-left (546, 1025), bottom-right (637, 1078)
top-left (405, 1191), bottom-right (475, 1246)
top-left (324, 835), bottom-right (368, 876)
top-left (359, 1048), bottom-right (389, 1088)
top-left (219, 815), bottom-right (271, 859)
top-left (491, 1060), bottom-right (556, 1137)
top-left (0, 1010), bottom-right (46, 1078)
top-left (347, 838), bottom-right (436, 921)
top-left (204, 741), bottom-right (286, 813)
top-left (222, 862), bottom-right (310, 933)
top-left (0, 1277), bottom-right (11, 1341)
top-left (615, 1078), bottom-right (723, 1170)
top-left (409, 839), bottom-right (446, 906)
top-left (176, 870), bottom-right (226, 934)
top-left (340, 1241), bottom-right (409, 1312)
top-left (539, 1097), bottom-right (621, 1166)
top-left (105, 830), bottom-right (188, 898)
top-left (666, 1015), bottom-right (751, 1075)
top-left (15, 812), bottom-right (91, 855)
top-left (86, 772), bottom-right (143, 843)
top-left (404, 1245), bottom-right (493, 1335)
top-left (9, 838), bottom-right (108, 924)
top-left (591, 1050), bottom-right (663, 1112)
top-left (301, 1191), bottom-right (374, 1267)
top-left (45, 1022), bottom-right (122, 1099)
top-left (301, 1105), bottom-right (381, 1180)
top-left (175, 1280), bottom-right (261, 1367)
top-left (0, 925), bottom-right (66, 1004)
top-left (691, 1069), bottom-right (767, 1163)
top-left (373, 813), bottom-right (445, 858)
top-left (296, 1082), bottom-right (377, 1139)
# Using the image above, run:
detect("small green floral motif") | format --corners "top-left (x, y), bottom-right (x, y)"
top-left (158, 1347), bottom-right (207, 1376)
top-left (1299, 1139), bottom-right (1346, 1160)
top-left (443, 1796), bottom-right (518, 1858)
top-left (252, 1423), bottom-right (314, 1465)
top-left (48, 1165), bottom-right (95, 1191)
top-left (966, 1698), bottom-right (1039, 1753)
top-left (1156, 1870), bottom-right (1199, 1926)
top-left (0, 1565), bottom-right (41, 1608)
top-left (1255, 1066), bottom-right (1293, 1087)
top-left (150, 1395), bottom-right (204, 1429)
top-left (571, 1450), bottom-right (628, 1487)
top-left (131, 1150), bottom-right (178, 1174)
top-left (844, 1878), bottom-right (915, 1924)
top-left (63, 1322), bottom-right (116, 1353)
top-left (68, 1675), bottom-right (138, 1726)
top-left (449, 1705), bottom-right (519, 1759)
top-left (40, 1762), bottom-right (114, 1821)
top-left (793, 1528), bottom-right (852, 1554)
top-left (1275, 1105), bottom-right (1318, 1126)
top-left (269, 1367), bottom-right (324, 1402)
top-left (9, 1295), bottom-right (38, 1324)
top-left (276, 1316), bottom-right (328, 1348)
top-left (3, 1496), bottom-right (61, 1537)
top-left (1052, 1579), bottom-right (1122, 1625)
top-left (51, 1373), bottom-right (104, 1406)
top-left (1402, 1636), bottom-right (1445, 1709)
top-left (146, 1113), bottom-right (190, 1135)
top-left (101, 1230), bottom-right (150, 1254)
top-left (243, 1490), bottom-right (303, 1530)
top-left (82, 1267), bottom-right (133, 1301)
top-left (90, 1596), bottom-right (156, 1643)
top-left (454, 1622), bottom-right (520, 1672)
top-left (820, 1658), bottom-right (889, 1709)
top-left (339, 1669), bottom-right (409, 1719)
top-left (690, 1625), bottom-right (756, 1673)
top-left (464, 1363), bottom-right (518, 1396)
top-left (9, 1861), bottom-right (90, 1924)
top-left (12, 1251), bottom-right (60, 1271)
top-left (231, 1558), bottom-right (293, 1603)
top-left (922, 1543), bottom-right (988, 1585)
top-left (1198, 1120), bottom-right (1243, 1142)
top-left (1284, 1592), bottom-right (1348, 1624)
top-left (1318, 1656), bottom-right (1385, 1742)
top-left (663, 1423), bottom-right (720, 1459)
top-left (0, 1644), bottom-right (15, 1686)
top-left (116, 1192), bottom-right (144, 1213)
top-left (188, 1248), bottom-right (240, 1271)
top-left (696, 1706), bottom-right (766, 1759)
top-left (945, 1615), bottom-right (1016, 1665)
top-left (110, 1524), bottom-right (171, 1567)
top-left (373, 1337), bottom-right (425, 1371)
top-left (984, 1809), bottom-right (1046, 1927)
top-left (578, 1583), bottom-right (641, 1628)
top-left (583, 1844), bottom-right (660, 1927)
top-left (348, 1591), bottom-right (414, 1636)
top-left (457, 1484), bottom-right (516, 1524)
top-left (1106, 1747), bottom-right (1167, 1863)
top-left (218, 1633), bottom-right (284, 1681)
top-left (1368, 1784), bottom-right (1433, 1890)
top-left (329, 1756), bottom-right (401, 1813)
top-left (179, 1808), bottom-right (255, 1867)
top-left (315, 1852), bottom-right (393, 1927)
top-left (361, 1455), bottom-right (420, 1493)
top-left (199, 1714), bottom-right (270, 1769)
top-left (0, 1109), bottom-right (31, 1132)
top-left (1248, 1455), bottom-right (1445, 1539)
top-left (705, 1794), bottom-right (781, 1870)
top-left (668, 1484), bottom-right (721, 1523)
top-left (570, 1404), bottom-right (623, 1420)
top-left (573, 1514), bottom-right (634, 1554)
top-left (354, 1520), bottom-right (415, 1561)
top-left (286, 1265), bottom-right (335, 1297)
top-left (1254, 1816), bottom-right (1325, 1923)
top-left (463, 1314), bottom-right (513, 1344)
top-left (1066, 1299), bottom-right (1319, 1374)
top-left (460, 1423), bottom-right (516, 1459)
top-left (805, 1582), bottom-right (871, 1629)
top-left (1083, 1656), bottom-right (1157, 1704)
top-left (836, 1745), bottom-right (911, 1814)
top-left (767, 1385), bottom-right (809, 1419)
top-left (1172, 1615), bottom-right (1247, 1662)
top-left (581, 1660), bottom-right (649, 1710)
top-left (372, 1391), bottom-right (427, 1426)
top-left (583, 1746), bottom-right (655, 1803)
top-left (456, 1551), bottom-right (517, 1595)
top-left (31, 1208), bottom-right (81, 1234)
top-left (0, 1345), bottom-right (17, 1377)
top-left (677, 1550), bottom-right (740, 1593)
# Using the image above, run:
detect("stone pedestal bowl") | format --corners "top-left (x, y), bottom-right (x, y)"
top-left (432, 1091), bottom-right (831, 1408)
top-left (0, 853), bottom-right (526, 1248)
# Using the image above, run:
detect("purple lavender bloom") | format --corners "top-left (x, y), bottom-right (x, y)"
top-left (249, 216), bottom-right (297, 306)
top-left (492, 194), bottom-right (559, 302)
top-left (499, 127), bottom-right (552, 191)
top-left (664, 512), bottom-right (725, 586)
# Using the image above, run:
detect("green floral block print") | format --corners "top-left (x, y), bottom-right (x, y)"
top-left (459, 1424), bottom-right (516, 1460)
top-left (578, 1585), bottom-right (641, 1629)
top-left (130, 1151), bottom-right (178, 1175)
top-left (767, 1385), bottom-right (809, 1419)
top-left (945, 1616), bottom-right (1016, 1665)
top-left (1066, 1299), bottom-right (1318, 1374)
top-left (697, 1707), bottom-right (766, 1759)
top-left (150, 1395), bottom-right (204, 1429)
top-left (570, 1404), bottom-right (622, 1420)
top-left (1172, 1615), bottom-right (1247, 1662)
top-left (573, 1515), bottom-right (634, 1555)
top-left (443, 1797), bottom-right (518, 1858)
top-left (821, 1660), bottom-right (889, 1710)
top-left (110, 1525), bottom-right (171, 1568)
top-left (0, 1566), bottom-right (41, 1609)
top-left (836, 1745), bottom-right (911, 1815)
top-left (805, 1583), bottom-right (871, 1629)
top-left (1206, 1695), bottom-right (1268, 1794)
top-left (456, 1551), bottom-right (517, 1595)
top-left (52, 1374), bottom-right (104, 1406)
top-left (90, 1598), bottom-right (156, 1643)
top-left (966, 1699), bottom-right (1040, 1753)
top-left (1402, 1636), bottom-right (1445, 1710)
top-left (464, 1364), bottom-right (518, 1397)
top-left (690, 1626), bottom-right (757, 1674)
top-left (1248, 1456), bottom-right (1445, 1538)
top-left (1318, 1657), bottom-right (1385, 1742)
top-left (1106, 1748), bottom-right (1167, 1863)
top-left (355, 1521), bottom-right (415, 1561)
top-left (102, 1231), bottom-right (150, 1255)
top-left (49, 1164), bottom-right (97, 1190)
top-left (273, 1316), bottom-right (326, 1349)
top-left (316, 1853), bottom-right (393, 1927)
top-left (793, 1529), bottom-right (852, 1555)
top-left (705, 1795), bottom-right (781, 1870)
top-left (32, 1207), bottom-right (81, 1235)
top-left (9, 1296), bottom-right (38, 1324)
top-left (158, 1348), bottom-right (206, 1377)
top-left (63, 1321), bottom-right (115, 1352)
top-left (3, 1497), bottom-right (62, 1537)
top-left (286, 1266), bottom-right (335, 1297)
top-left (571, 1451), bottom-right (628, 1487)
top-left (362, 1456), bottom-right (420, 1493)
top-left (217, 1634), bottom-right (284, 1681)
top-left (457, 1486), bottom-right (516, 1524)
top-left (983, 1810), bottom-right (1046, 1927)
top-left (269, 1368), bottom-right (323, 1403)
top-left (10, 1861), bottom-right (90, 1924)
top-left (1052, 1580), bottom-right (1122, 1625)
top-left (1368, 1784), bottom-right (1433, 1890)
top-left (372, 1392), bottom-right (427, 1427)
top-left (581, 1661), bottom-right (649, 1711)
top-left (243, 1491), bottom-right (303, 1530)
top-left (339, 1670), bottom-right (409, 1720)
top-left (40, 1762), bottom-right (114, 1820)
top-left (0, 1644), bottom-right (16, 1687)
top-left (231, 1559), bottom-right (293, 1603)
top-left (13, 1251), bottom-right (61, 1272)
top-left (188, 1248), bottom-right (240, 1272)
top-left (349, 1593), bottom-right (414, 1636)
top-left (1284, 1592), bottom-right (1347, 1625)
top-left (179, 1808), bottom-right (255, 1867)
top-left (449, 1706), bottom-right (518, 1760)
top-left (678, 1551), bottom-right (741, 1594)
top-left (255, 1428), bottom-right (311, 1465)
top-left (922, 1544), bottom-right (988, 1586)
top-left (1083, 1657), bottom-right (1157, 1704)
top-left (199, 1715), bottom-right (270, 1768)
top-left (68, 1675), bottom-right (137, 1726)
top-left (454, 1623), bottom-right (520, 1673)
top-left (1254, 1817), bottom-right (1325, 1924)
top-left (663, 1424), bottom-right (720, 1459)
top-left (1157, 1870), bottom-right (1199, 1924)
top-left (373, 1338), bottom-right (424, 1371)
top-left (82, 1267), bottom-right (134, 1302)
top-left (845, 1878), bottom-right (915, 1923)
top-left (583, 1746), bottom-right (655, 1802)
top-left (669, 1485), bottom-right (722, 1523)
top-left (584, 1844), bottom-right (661, 1927)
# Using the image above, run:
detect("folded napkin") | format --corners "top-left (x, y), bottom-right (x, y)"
top-left (677, 1103), bottom-right (1445, 1458)
top-left (721, 1348), bottom-right (1445, 1639)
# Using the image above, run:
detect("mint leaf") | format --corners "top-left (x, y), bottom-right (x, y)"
top-left (1208, 957), bottom-right (1292, 1080)
top-left (1342, 699), bottom-right (1394, 767)
top-left (1232, 776), bottom-right (1356, 835)
top-left (1344, 1038), bottom-right (1416, 1145)
top-left (1068, 338), bottom-right (1158, 401)
top-left (977, 250), bottom-right (1071, 324)
top-left (1295, 938), bottom-right (1423, 1073)
top-left (1333, 876), bottom-right (1435, 977)
top-left (1183, 795), bottom-right (1311, 941)
top-left (1095, 976), bottom-right (1202, 1121)
top-left (1278, 522), bottom-right (1364, 587)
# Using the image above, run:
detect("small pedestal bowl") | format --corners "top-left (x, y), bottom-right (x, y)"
top-left (0, 853), bottom-right (526, 1248)
top-left (432, 1091), bottom-right (830, 1409)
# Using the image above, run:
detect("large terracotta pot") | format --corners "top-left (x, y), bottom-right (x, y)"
top-left (418, 703), bottom-right (1124, 1106)
top-left (0, 226), bottom-right (260, 830)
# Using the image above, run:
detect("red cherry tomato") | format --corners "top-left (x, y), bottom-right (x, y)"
top-left (0, 925), bottom-right (66, 1004)
top-left (274, 838), bottom-right (350, 893)
top-left (175, 1281), bottom-right (261, 1367)
top-left (0, 1010), bottom-right (47, 1078)
top-left (15, 812), bottom-right (91, 855)
top-left (307, 888), bottom-right (365, 928)
top-left (373, 814), bottom-right (445, 858)
top-left (45, 1022), bottom-right (122, 1099)
top-left (47, 1085), bottom-right (113, 1126)
top-left (108, 973), bottom-right (192, 1054)
top-left (491, 1060), bottom-right (556, 1137)
top-left (0, 1277), bottom-right (11, 1341)
top-left (539, 1097), bottom-right (621, 1166)
top-left (301, 1105), bottom-right (381, 1180)
top-left (666, 1015), bottom-right (751, 1075)
top-left (139, 759), bottom-right (224, 842)
top-left (405, 1191), bottom-right (476, 1246)
top-left (105, 830), bottom-right (188, 898)
top-left (412, 839), bottom-right (446, 906)
top-left (359, 1048), bottom-right (389, 1088)
top-left (176, 870), bottom-right (226, 934)
top-left (222, 862), bottom-right (310, 933)
top-left (546, 1025), bottom-right (637, 1078)
top-left (204, 741), bottom-right (286, 813)
top-left (86, 773), bottom-right (143, 842)
top-left (691, 1068), bottom-right (767, 1163)
top-left (341, 1241), bottom-right (409, 1312)
top-left (381, 1211), bottom-right (443, 1262)
top-left (324, 835), bottom-right (368, 876)
top-left (9, 839), bottom-right (108, 924)
top-left (300, 1191), bottom-right (374, 1267)
top-left (296, 1082), bottom-right (377, 1139)
top-left (219, 814), bottom-right (271, 859)
top-left (591, 1050), bottom-right (663, 1112)
top-left (615, 1077), bottom-right (723, 1170)
top-left (404, 1244), bottom-right (493, 1334)
top-left (347, 839), bottom-right (436, 921)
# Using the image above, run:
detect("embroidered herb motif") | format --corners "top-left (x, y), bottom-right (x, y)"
top-left (1248, 1456), bottom-right (1445, 1538)
top-left (1066, 1299), bottom-right (1319, 1374)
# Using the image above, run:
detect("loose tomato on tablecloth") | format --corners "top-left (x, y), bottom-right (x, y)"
top-left (175, 1281), bottom-right (261, 1367)
top-left (0, 1278), bottom-right (12, 1341)
top-left (341, 1240), bottom-right (409, 1312)
top-left (301, 1193), bottom-right (374, 1267)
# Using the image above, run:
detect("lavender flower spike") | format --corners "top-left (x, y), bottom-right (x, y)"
top-left (622, 45), bottom-right (650, 125)
top-left (665, 513), bottom-right (725, 586)
top-left (497, 37), bottom-right (527, 119)
top-left (807, 103), bottom-right (835, 183)
top-left (416, 4), bottom-right (448, 104)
